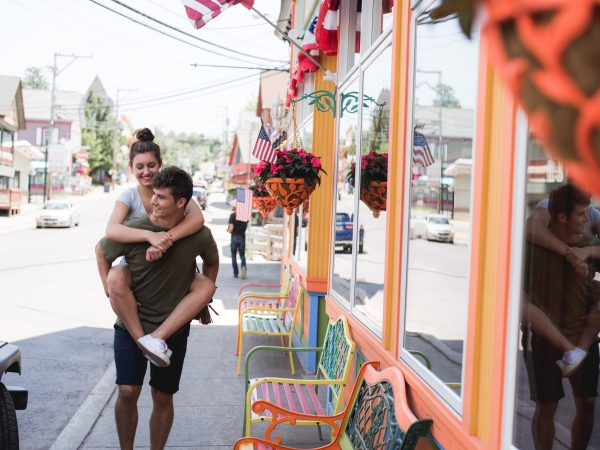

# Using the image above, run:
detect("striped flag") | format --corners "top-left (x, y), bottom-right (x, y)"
top-left (315, 0), bottom-right (339, 56)
top-left (236, 187), bottom-right (253, 222)
top-left (181, 0), bottom-right (254, 30)
top-left (253, 125), bottom-right (277, 164)
top-left (413, 131), bottom-right (435, 167)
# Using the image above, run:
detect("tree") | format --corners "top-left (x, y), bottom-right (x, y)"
top-left (22, 67), bottom-right (49, 90)
top-left (244, 94), bottom-right (257, 112)
top-left (434, 83), bottom-right (461, 108)
top-left (82, 92), bottom-right (115, 175)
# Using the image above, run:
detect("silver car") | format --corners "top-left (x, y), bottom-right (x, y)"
top-left (36, 201), bottom-right (80, 228)
top-left (425, 214), bottom-right (454, 243)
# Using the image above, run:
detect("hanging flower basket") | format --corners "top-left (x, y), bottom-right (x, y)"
top-left (346, 151), bottom-right (388, 218)
top-left (249, 183), bottom-right (276, 218)
top-left (254, 148), bottom-right (326, 216)
top-left (360, 181), bottom-right (387, 218)
top-left (253, 196), bottom-right (277, 218)
top-left (431, 0), bottom-right (600, 197)
top-left (265, 178), bottom-right (316, 215)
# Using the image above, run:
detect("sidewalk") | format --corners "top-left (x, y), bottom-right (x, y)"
top-left (0, 184), bottom-right (130, 233)
top-left (53, 191), bottom-right (320, 449)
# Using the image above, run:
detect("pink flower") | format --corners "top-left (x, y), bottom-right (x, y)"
top-left (271, 165), bottom-right (279, 174)
top-left (312, 158), bottom-right (322, 169)
top-left (350, 162), bottom-right (356, 171)
top-left (284, 156), bottom-right (292, 163)
top-left (298, 148), bottom-right (305, 155)
top-left (361, 159), bottom-right (368, 169)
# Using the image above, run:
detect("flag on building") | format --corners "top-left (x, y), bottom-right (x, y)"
top-left (181, 0), bottom-right (254, 30)
top-left (315, 0), bottom-right (339, 56)
top-left (252, 125), bottom-right (277, 164)
top-left (298, 14), bottom-right (320, 73)
top-left (413, 131), bottom-right (435, 167)
top-left (236, 187), bottom-right (253, 222)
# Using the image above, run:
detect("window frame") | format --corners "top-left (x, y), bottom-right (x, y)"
top-left (328, 29), bottom-right (394, 336)
top-left (397, 0), bottom-right (479, 416)
top-left (500, 109), bottom-right (534, 450)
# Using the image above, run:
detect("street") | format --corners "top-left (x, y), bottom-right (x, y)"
top-left (0, 189), bottom-right (127, 450)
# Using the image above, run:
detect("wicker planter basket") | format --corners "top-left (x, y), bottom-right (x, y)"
top-left (360, 181), bottom-right (387, 218)
top-left (265, 178), bottom-right (316, 215)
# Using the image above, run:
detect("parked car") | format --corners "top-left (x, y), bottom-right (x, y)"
top-left (334, 212), bottom-right (364, 253)
top-left (425, 213), bottom-right (454, 243)
top-left (193, 186), bottom-right (207, 210)
top-left (409, 211), bottom-right (426, 239)
top-left (36, 201), bottom-right (80, 228)
top-left (0, 341), bottom-right (28, 448)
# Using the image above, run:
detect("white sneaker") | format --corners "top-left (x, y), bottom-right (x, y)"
top-left (556, 347), bottom-right (587, 377)
top-left (137, 335), bottom-right (171, 367)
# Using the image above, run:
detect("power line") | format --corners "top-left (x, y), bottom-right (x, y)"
top-left (101, 0), bottom-right (284, 64)
top-left (86, 0), bottom-right (276, 66)
top-left (191, 63), bottom-right (289, 72)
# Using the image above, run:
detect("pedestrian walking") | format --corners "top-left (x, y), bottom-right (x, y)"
top-left (229, 199), bottom-right (248, 279)
top-left (96, 166), bottom-right (219, 450)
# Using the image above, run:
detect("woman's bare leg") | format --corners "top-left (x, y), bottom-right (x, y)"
top-left (107, 264), bottom-right (146, 341)
top-left (523, 301), bottom-right (575, 352)
top-left (150, 273), bottom-right (216, 341)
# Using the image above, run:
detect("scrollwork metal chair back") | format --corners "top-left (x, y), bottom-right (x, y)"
top-left (318, 316), bottom-right (355, 399)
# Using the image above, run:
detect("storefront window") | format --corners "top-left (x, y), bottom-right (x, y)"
top-left (508, 128), bottom-right (600, 449)
top-left (353, 43), bottom-right (392, 331)
top-left (331, 76), bottom-right (360, 305)
top-left (401, 0), bottom-right (479, 408)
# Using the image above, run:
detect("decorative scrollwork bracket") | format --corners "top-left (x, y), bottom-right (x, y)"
top-left (291, 89), bottom-right (386, 118)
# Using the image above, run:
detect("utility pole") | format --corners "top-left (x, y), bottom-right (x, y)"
top-left (112, 89), bottom-right (135, 188)
top-left (47, 52), bottom-right (92, 202)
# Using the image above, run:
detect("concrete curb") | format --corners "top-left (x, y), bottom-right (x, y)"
top-left (49, 362), bottom-right (117, 450)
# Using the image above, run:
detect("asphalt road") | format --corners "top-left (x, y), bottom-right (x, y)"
top-left (0, 191), bottom-right (122, 450)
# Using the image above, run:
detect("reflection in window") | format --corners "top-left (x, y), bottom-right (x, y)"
top-left (292, 209), bottom-right (301, 261)
top-left (403, 6), bottom-right (479, 399)
top-left (512, 134), bottom-right (600, 449)
top-left (332, 78), bottom-right (361, 304)
top-left (353, 43), bottom-right (392, 330)
top-left (299, 201), bottom-right (309, 269)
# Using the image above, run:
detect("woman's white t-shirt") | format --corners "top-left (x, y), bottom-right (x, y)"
top-left (116, 187), bottom-right (148, 219)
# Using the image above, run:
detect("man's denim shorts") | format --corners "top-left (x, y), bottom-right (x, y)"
top-left (113, 324), bottom-right (190, 394)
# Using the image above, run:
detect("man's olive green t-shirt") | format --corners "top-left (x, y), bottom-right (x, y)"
top-left (100, 214), bottom-right (218, 335)
top-left (524, 234), bottom-right (600, 345)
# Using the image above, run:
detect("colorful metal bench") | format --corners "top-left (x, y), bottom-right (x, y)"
top-left (237, 275), bottom-right (303, 376)
top-left (235, 361), bottom-right (434, 450)
top-left (236, 267), bottom-right (293, 356)
top-left (242, 316), bottom-right (356, 438)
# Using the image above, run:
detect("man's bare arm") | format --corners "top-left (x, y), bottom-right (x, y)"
top-left (202, 255), bottom-right (219, 284)
top-left (95, 242), bottom-right (112, 297)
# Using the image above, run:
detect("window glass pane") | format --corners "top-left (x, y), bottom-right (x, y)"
top-left (382, 5), bottom-right (393, 32)
top-left (332, 78), bottom-right (360, 302)
top-left (512, 133), bottom-right (600, 448)
top-left (292, 209), bottom-right (301, 261)
top-left (353, 44), bottom-right (392, 331)
top-left (403, 8), bottom-right (479, 398)
top-left (300, 201), bottom-right (309, 268)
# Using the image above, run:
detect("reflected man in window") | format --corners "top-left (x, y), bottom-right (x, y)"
top-left (523, 184), bottom-right (600, 450)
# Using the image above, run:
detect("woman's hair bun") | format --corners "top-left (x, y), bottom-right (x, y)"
top-left (134, 128), bottom-right (155, 142)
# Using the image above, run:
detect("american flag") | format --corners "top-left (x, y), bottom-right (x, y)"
top-left (181, 0), bottom-right (254, 30)
top-left (236, 187), bottom-right (253, 222)
top-left (252, 125), bottom-right (277, 164)
top-left (413, 131), bottom-right (435, 167)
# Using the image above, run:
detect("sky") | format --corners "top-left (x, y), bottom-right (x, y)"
top-left (2, 0), bottom-right (290, 138)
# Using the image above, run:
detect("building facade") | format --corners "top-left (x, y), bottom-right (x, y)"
top-left (271, 1), bottom-right (598, 449)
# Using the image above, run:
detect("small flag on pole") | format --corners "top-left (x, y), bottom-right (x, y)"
top-left (253, 125), bottom-right (277, 164)
top-left (412, 131), bottom-right (435, 167)
top-left (181, 0), bottom-right (254, 30)
top-left (236, 187), bottom-right (253, 222)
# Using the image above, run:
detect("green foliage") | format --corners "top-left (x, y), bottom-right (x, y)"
top-left (243, 94), bottom-right (258, 112)
top-left (22, 67), bottom-right (49, 90)
top-left (429, 0), bottom-right (480, 38)
top-left (153, 129), bottom-right (221, 172)
top-left (433, 83), bottom-right (462, 108)
top-left (82, 92), bottom-right (115, 174)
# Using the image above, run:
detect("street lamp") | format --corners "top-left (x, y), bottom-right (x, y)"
top-left (270, 94), bottom-right (286, 130)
